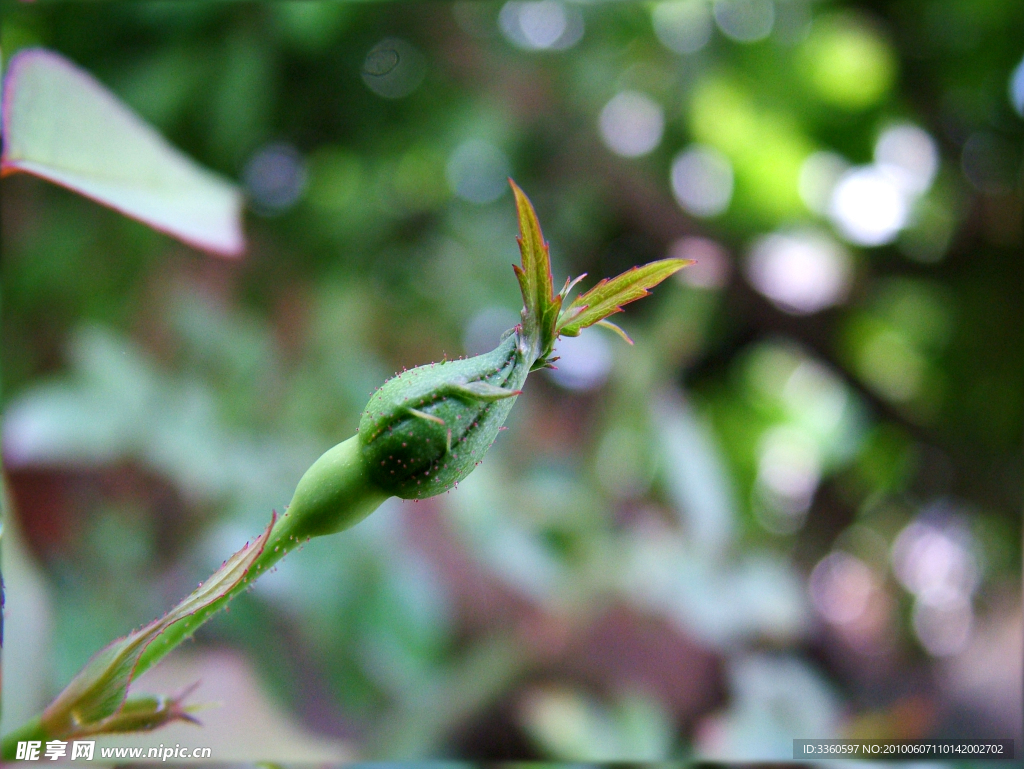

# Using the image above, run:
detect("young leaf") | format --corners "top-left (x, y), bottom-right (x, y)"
top-left (595, 319), bottom-right (635, 345)
top-left (556, 258), bottom-right (692, 337)
top-left (510, 180), bottom-right (560, 356)
top-left (69, 690), bottom-right (201, 738)
top-left (38, 514), bottom-right (275, 739)
top-left (1, 48), bottom-right (245, 257)
top-left (558, 273), bottom-right (588, 302)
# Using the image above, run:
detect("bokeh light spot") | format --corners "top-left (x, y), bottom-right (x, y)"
top-left (652, 0), bottom-right (714, 54)
top-left (243, 142), bottom-right (307, 215)
top-left (713, 0), bottom-right (774, 43)
top-left (598, 91), bottom-right (665, 158)
top-left (670, 145), bottom-right (734, 217)
top-left (782, 360), bottom-right (849, 436)
top-left (305, 148), bottom-right (362, 212)
top-left (755, 425), bottom-right (821, 532)
top-left (856, 327), bottom-right (924, 403)
top-left (688, 77), bottom-right (812, 221)
top-left (809, 551), bottom-right (877, 625)
top-left (913, 597), bottom-right (972, 657)
top-left (745, 229), bottom-right (852, 314)
top-left (891, 517), bottom-right (980, 608)
top-left (446, 140), bottom-right (511, 204)
top-left (499, 1), bottom-right (583, 51)
top-left (799, 13), bottom-right (896, 110)
top-left (892, 512), bottom-right (979, 657)
top-left (828, 166), bottom-right (909, 246)
top-left (798, 151), bottom-right (849, 215)
top-left (361, 38), bottom-right (426, 99)
top-left (874, 124), bottom-right (939, 196)
top-left (670, 236), bottom-right (731, 289)
top-left (547, 332), bottom-right (613, 392)
top-left (1010, 54), bottom-right (1024, 117)
top-left (463, 306), bottom-right (520, 356)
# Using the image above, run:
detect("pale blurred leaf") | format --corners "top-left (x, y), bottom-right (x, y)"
top-left (654, 391), bottom-right (738, 558)
top-left (0, 498), bottom-right (55, 737)
top-left (696, 655), bottom-right (840, 760)
top-left (1, 48), bottom-right (244, 256)
top-left (520, 685), bottom-right (673, 760)
top-left (619, 529), bottom-right (808, 645)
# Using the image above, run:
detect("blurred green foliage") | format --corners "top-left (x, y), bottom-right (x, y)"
top-left (2, 0), bottom-right (1022, 760)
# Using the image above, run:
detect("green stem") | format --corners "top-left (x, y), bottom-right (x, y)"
top-left (135, 436), bottom-right (387, 678)
top-left (2, 436), bottom-right (389, 757)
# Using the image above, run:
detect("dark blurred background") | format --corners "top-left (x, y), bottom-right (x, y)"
top-left (2, 0), bottom-right (1021, 760)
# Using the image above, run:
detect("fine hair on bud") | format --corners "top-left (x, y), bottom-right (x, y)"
top-left (359, 330), bottom-right (529, 498)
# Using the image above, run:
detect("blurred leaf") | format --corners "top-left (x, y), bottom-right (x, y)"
top-left (1, 48), bottom-right (244, 256)
top-left (520, 686), bottom-right (673, 760)
top-left (2, 324), bottom-right (318, 510)
top-left (654, 392), bottom-right (737, 558)
top-left (0, 493), bottom-right (54, 737)
top-left (619, 530), bottom-right (808, 646)
top-left (696, 655), bottom-right (840, 760)
top-left (449, 462), bottom-right (568, 603)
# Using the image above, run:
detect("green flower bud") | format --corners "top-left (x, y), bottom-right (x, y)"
top-left (359, 329), bottom-right (531, 499)
top-left (283, 436), bottom-right (388, 540)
